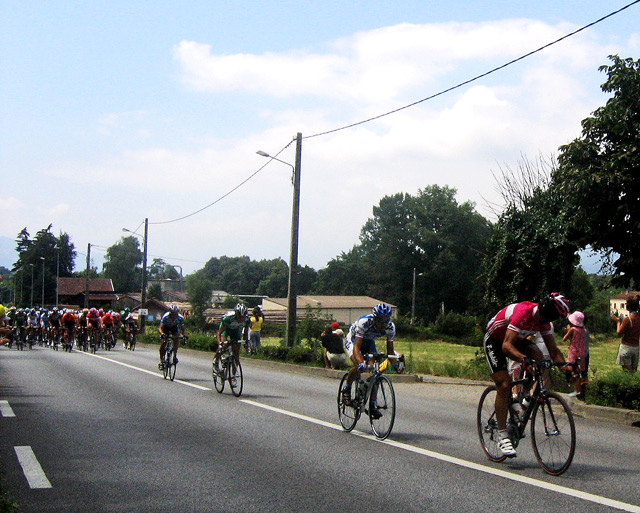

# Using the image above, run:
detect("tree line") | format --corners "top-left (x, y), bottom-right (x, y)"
top-left (4, 55), bottom-right (638, 333)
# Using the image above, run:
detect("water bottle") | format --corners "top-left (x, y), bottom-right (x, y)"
top-left (357, 379), bottom-right (366, 398)
top-left (511, 397), bottom-right (525, 421)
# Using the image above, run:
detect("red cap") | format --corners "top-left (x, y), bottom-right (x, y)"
top-left (330, 322), bottom-right (340, 330)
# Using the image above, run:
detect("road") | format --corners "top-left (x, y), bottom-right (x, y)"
top-left (1, 343), bottom-right (639, 513)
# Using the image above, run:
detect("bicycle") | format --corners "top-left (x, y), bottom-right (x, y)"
top-left (160, 334), bottom-right (187, 381)
top-left (337, 353), bottom-right (403, 441)
top-left (212, 341), bottom-right (243, 396)
top-left (477, 359), bottom-right (577, 476)
top-left (123, 326), bottom-right (137, 351)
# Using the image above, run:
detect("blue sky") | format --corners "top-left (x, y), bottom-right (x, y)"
top-left (1, 1), bottom-right (639, 275)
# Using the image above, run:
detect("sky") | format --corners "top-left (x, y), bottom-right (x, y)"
top-left (1, 1), bottom-right (639, 276)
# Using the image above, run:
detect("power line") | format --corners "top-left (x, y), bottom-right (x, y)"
top-left (150, 139), bottom-right (295, 225)
top-left (304, 0), bottom-right (640, 140)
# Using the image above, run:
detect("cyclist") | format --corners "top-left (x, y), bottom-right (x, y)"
top-left (101, 310), bottom-right (116, 348)
top-left (214, 303), bottom-right (250, 382)
top-left (158, 305), bottom-right (186, 369)
top-left (483, 293), bottom-right (573, 458)
top-left (121, 308), bottom-right (138, 348)
top-left (0, 303), bottom-right (7, 327)
top-left (26, 309), bottom-right (40, 346)
top-left (48, 307), bottom-right (62, 345)
top-left (341, 303), bottom-right (403, 418)
top-left (61, 308), bottom-right (77, 347)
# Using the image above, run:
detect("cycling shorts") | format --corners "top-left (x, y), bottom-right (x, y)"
top-left (161, 325), bottom-right (180, 336)
top-left (483, 333), bottom-right (534, 375)
top-left (344, 337), bottom-right (377, 360)
top-left (63, 321), bottom-right (75, 330)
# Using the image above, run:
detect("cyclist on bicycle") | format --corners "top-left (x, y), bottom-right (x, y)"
top-left (61, 308), bottom-right (77, 345)
top-left (483, 292), bottom-right (573, 458)
top-left (158, 305), bottom-right (185, 369)
top-left (341, 303), bottom-right (403, 418)
top-left (214, 303), bottom-right (250, 379)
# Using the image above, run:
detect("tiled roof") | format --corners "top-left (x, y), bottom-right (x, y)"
top-left (58, 278), bottom-right (115, 295)
top-left (264, 296), bottom-right (397, 309)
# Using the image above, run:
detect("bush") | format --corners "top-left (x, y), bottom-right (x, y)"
top-left (586, 369), bottom-right (640, 410)
top-left (184, 333), bottom-right (217, 352)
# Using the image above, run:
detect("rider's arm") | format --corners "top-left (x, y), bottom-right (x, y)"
top-left (541, 332), bottom-right (565, 364)
top-left (502, 329), bottom-right (528, 363)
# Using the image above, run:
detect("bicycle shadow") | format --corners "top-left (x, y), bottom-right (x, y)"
top-left (391, 431), bottom-right (450, 443)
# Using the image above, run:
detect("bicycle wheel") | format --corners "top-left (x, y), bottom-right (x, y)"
top-left (212, 358), bottom-right (225, 393)
top-left (369, 375), bottom-right (395, 440)
top-left (337, 373), bottom-right (360, 432)
top-left (163, 351), bottom-right (171, 380)
top-left (530, 391), bottom-right (576, 475)
top-left (229, 357), bottom-right (243, 397)
top-left (168, 356), bottom-right (177, 381)
top-left (477, 385), bottom-right (508, 463)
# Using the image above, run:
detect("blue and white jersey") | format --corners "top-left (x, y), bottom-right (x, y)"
top-left (160, 312), bottom-right (184, 328)
top-left (346, 314), bottom-right (395, 344)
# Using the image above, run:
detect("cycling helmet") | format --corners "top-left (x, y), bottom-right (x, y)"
top-left (538, 293), bottom-right (571, 321)
top-left (234, 303), bottom-right (248, 317)
top-left (124, 307), bottom-right (130, 313)
top-left (169, 305), bottom-right (179, 314)
top-left (372, 303), bottom-right (392, 318)
top-left (89, 308), bottom-right (97, 315)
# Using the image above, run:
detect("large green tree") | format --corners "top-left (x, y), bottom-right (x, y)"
top-left (102, 236), bottom-right (143, 293)
top-left (316, 185), bottom-right (491, 321)
top-left (553, 55), bottom-right (640, 286)
top-left (186, 270), bottom-right (214, 326)
top-left (12, 225), bottom-right (76, 306)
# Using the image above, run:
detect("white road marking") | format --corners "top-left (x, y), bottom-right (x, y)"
top-left (79, 351), bottom-right (211, 390)
top-left (14, 446), bottom-right (52, 489)
top-left (240, 399), bottom-right (640, 513)
top-left (0, 400), bottom-right (16, 417)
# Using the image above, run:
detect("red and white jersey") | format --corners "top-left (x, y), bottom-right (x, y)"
top-left (486, 301), bottom-right (553, 341)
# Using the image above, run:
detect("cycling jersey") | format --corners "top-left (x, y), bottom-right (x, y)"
top-left (345, 314), bottom-right (396, 357)
top-left (61, 312), bottom-right (77, 326)
top-left (484, 302), bottom-right (554, 374)
top-left (101, 314), bottom-right (114, 326)
top-left (219, 312), bottom-right (249, 342)
top-left (160, 312), bottom-right (184, 335)
top-left (27, 314), bottom-right (40, 327)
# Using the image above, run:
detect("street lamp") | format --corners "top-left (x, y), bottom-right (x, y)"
top-left (55, 245), bottom-right (60, 307)
top-left (123, 218), bottom-right (148, 333)
top-left (29, 263), bottom-right (34, 306)
top-left (40, 256), bottom-right (45, 306)
top-left (411, 267), bottom-right (425, 325)
top-left (257, 134), bottom-right (302, 347)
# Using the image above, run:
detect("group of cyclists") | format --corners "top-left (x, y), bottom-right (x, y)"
top-left (0, 304), bottom-right (139, 352)
top-left (2, 290), bottom-right (579, 463)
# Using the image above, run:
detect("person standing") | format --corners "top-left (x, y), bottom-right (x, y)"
top-left (247, 307), bottom-right (264, 355)
top-left (611, 294), bottom-right (640, 372)
top-left (563, 311), bottom-right (588, 397)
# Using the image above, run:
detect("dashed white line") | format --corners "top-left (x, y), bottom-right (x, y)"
top-left (0, 400), bottom-right (16, 417)
top-left (14, 446), bottom-right (52, 489)
top-left (240, 399), bottom-right (640, 513)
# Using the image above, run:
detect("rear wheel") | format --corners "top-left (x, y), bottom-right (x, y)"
top-left (531, 391), bottom-right (576, 475)
top-left (477, 385), bottom-right (508, 463)
top-left (212, 357), bottom-right (225, 393)
top-left (229, 357), bottom-right (243, 397)
top-left (337, 373), bottom-right (359, 432)
top-left (369, 375), bottom-right (395, 440)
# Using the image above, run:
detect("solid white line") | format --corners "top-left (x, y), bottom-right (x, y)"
top-left (14, 446), bottom-right (52, 489)
top-left (240, 399), bottom-right (640, 513)
top-left (78, 351), bottom-right (211, 391)
top-left (0, 400), bottom-right (16, 417)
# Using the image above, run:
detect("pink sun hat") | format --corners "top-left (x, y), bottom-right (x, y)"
top-left (568, 311), bottom-right (585, 327)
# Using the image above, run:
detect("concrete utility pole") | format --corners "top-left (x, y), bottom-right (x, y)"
top-left (286, 132), bottom-right (302, 347)
top-left (84, 243), bottom-right (91, 309)
top-left (140, 218), bottom-right (149, 333)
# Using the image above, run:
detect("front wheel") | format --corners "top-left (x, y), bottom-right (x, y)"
top-left (530, 391), bottom-right (576, 475)
top-left (337, 373), bottom-right (359, 432)
top-left (229, 357), bottom-right (243, 397)
top-left (369, 375), bottom-right (395, 440)
top-left (212, 357), bottom-right (225, 393)
top-left (477, 385), bottom-right (508, 463)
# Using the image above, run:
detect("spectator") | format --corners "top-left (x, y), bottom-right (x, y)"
top-left (611, 294), bottom-right (640, 372)
top-left (321, 322), bottom-right (347, 370)
top-left (563, 311), bottom-right (588, 397)
top-left (248, 307), bottom-right (264, 355)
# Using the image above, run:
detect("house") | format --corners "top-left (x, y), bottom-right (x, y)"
top-left (133, 298), bottom-right (171, 322)
top-left (261, 296), bottom-right (397, 326)
top-left (57, 278), bottom-right (118, 309)
top-left (610, 292), bottom-right (640, 316)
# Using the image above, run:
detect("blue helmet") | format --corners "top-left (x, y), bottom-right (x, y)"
top-left (372, 303), bottom-right (392, 318)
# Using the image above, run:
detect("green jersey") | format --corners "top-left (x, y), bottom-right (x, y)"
top-left (219, 312), bottom-right (249, 342)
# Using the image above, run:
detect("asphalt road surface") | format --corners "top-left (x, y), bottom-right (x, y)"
top-left (1, 343), bottom-right (639, 513)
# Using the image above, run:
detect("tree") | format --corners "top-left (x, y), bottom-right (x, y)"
top-left (553, 55), bottom-right (640, 286)
top-left (102, 236), bottom-right (142, 293)
top-left (316, 186), bottom-right (491, 321)
top-left (148, 283), bottom-right (163, 301)
top-left (12, 225), bottom-right (76, 306)
top-left (482, 158), bottom-right (578, 312)
top-left (186, 270), bottom-right (214, 326)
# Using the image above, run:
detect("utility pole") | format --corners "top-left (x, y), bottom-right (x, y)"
top-left (84, 243), bottom-right (91, 309)
top-left (140, 218), bottom-right (149, 333)
top-left (286, 132), bottom-right (302, 347)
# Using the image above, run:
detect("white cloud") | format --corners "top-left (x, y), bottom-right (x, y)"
top-left (0, 197), bottom-right (25, 211)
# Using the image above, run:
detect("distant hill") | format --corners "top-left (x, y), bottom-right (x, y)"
top-left (0, 236), bottom-right (16, 269)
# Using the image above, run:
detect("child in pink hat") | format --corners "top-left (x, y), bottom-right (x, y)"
top-left (563, 311), bottom-right (587, 397)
